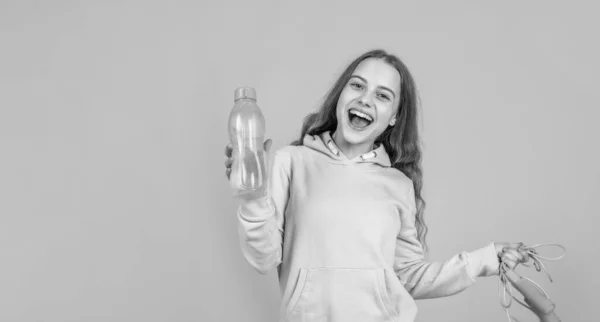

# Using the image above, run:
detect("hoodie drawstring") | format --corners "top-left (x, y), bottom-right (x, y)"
top-left (326, 140), bottom-right (340, 156)
top-left (360, 151), bottom-right (377, 160)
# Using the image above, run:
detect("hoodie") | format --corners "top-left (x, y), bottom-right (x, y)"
top-left (237, 131), bottom-right (500, 322)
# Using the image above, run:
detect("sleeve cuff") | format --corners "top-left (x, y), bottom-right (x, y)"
top-left (238, 195), bottom-right (275, 222)
top-left (466, 242), bottom-right (501, 279)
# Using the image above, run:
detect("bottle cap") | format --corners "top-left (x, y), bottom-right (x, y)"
top-left (234, 87), bottom-right (257, 101)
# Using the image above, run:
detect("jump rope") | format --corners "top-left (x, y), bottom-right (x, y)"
top-left (497, 243), bottom-right (567, 322)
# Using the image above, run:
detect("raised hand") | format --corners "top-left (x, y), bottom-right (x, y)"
top-left (494, 242), bottom-right (530, 270)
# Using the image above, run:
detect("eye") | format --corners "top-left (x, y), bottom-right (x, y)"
top-left (377, 93), bottom-right (390, 101)
top-left (349, 82), bottom-right (364, 90)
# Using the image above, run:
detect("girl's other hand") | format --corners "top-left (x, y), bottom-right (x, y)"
top-left (224, 139), bottom-right (273, 181)
top-left (494, 242), bottom-right (530, 270)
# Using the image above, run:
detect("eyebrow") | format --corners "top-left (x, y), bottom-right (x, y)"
top-left (350, 75), bottom-right (396, 98)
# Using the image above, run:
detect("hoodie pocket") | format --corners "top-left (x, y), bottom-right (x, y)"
top-left (285, 267), bottom-right (397, 322)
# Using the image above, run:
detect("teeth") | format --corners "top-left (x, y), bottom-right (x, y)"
top-left (349, 109), bottom-right (373, 122)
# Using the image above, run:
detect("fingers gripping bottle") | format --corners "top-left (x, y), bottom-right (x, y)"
top-left (228, 87), bottom-right (267, 199)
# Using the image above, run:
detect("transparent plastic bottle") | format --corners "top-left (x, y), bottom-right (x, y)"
top-left (228, 87), bottom-right (267, 199)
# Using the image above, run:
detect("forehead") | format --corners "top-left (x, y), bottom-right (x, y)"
top-left (352, 58), bottom-right (401, 94)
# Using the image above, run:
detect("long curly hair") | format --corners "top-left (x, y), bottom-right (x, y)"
top-left (290, 49), bottom-right (429, 253)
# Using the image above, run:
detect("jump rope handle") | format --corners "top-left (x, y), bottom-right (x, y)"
top-left (540, 314), bottom-right (560, 322)
top-left (504, 269), bottom-right (555, 315)
top-left (526, 292), bottom-right (561, 322)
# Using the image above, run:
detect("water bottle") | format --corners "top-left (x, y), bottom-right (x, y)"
top-left (228, 87), bottom-right (267, 199)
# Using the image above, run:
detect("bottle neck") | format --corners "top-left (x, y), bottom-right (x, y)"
top-left (235, 98), bottom-right (256, 103)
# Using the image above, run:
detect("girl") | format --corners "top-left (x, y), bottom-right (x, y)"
top-left (224, 49), bottom-right (528, 322)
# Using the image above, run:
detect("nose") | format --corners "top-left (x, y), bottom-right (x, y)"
top-left (358, 93), bottom-right (373, 108)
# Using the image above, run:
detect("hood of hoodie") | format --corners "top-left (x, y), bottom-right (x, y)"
top-left (302, 131), bottom-right (392, 167)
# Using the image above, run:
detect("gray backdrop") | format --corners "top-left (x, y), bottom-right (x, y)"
top-left (1, 1), bottom-right (597, 321)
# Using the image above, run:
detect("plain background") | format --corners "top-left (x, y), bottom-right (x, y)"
top-left (1, 0), bottom-right (597, 321)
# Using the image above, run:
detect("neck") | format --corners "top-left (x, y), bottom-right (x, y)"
top-left (331, 130), bottom-right (375, 160)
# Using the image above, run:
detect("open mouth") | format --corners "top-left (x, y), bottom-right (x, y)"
top-left (347, 108), bottom-right (373, 129)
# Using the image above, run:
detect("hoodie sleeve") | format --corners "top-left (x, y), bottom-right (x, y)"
top-left (236, 149), bottom-right (290, 275)
top-left (393, 184), bottom-right (500, 299)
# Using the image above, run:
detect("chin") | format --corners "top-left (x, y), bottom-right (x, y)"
top-left (338, 122), bottom-right (373, 145)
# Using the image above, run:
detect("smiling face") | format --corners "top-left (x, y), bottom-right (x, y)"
top-left (333, 58), bottom-right (402, 153)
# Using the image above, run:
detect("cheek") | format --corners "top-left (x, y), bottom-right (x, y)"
top-left (336, 90), bottom-right (352, 115)
top-left (335, 100), bottom-right (344, 119)
top-left (338, 88), bottom-right (358, 106)
top-left (375, 105), bottom-right (395, 126)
